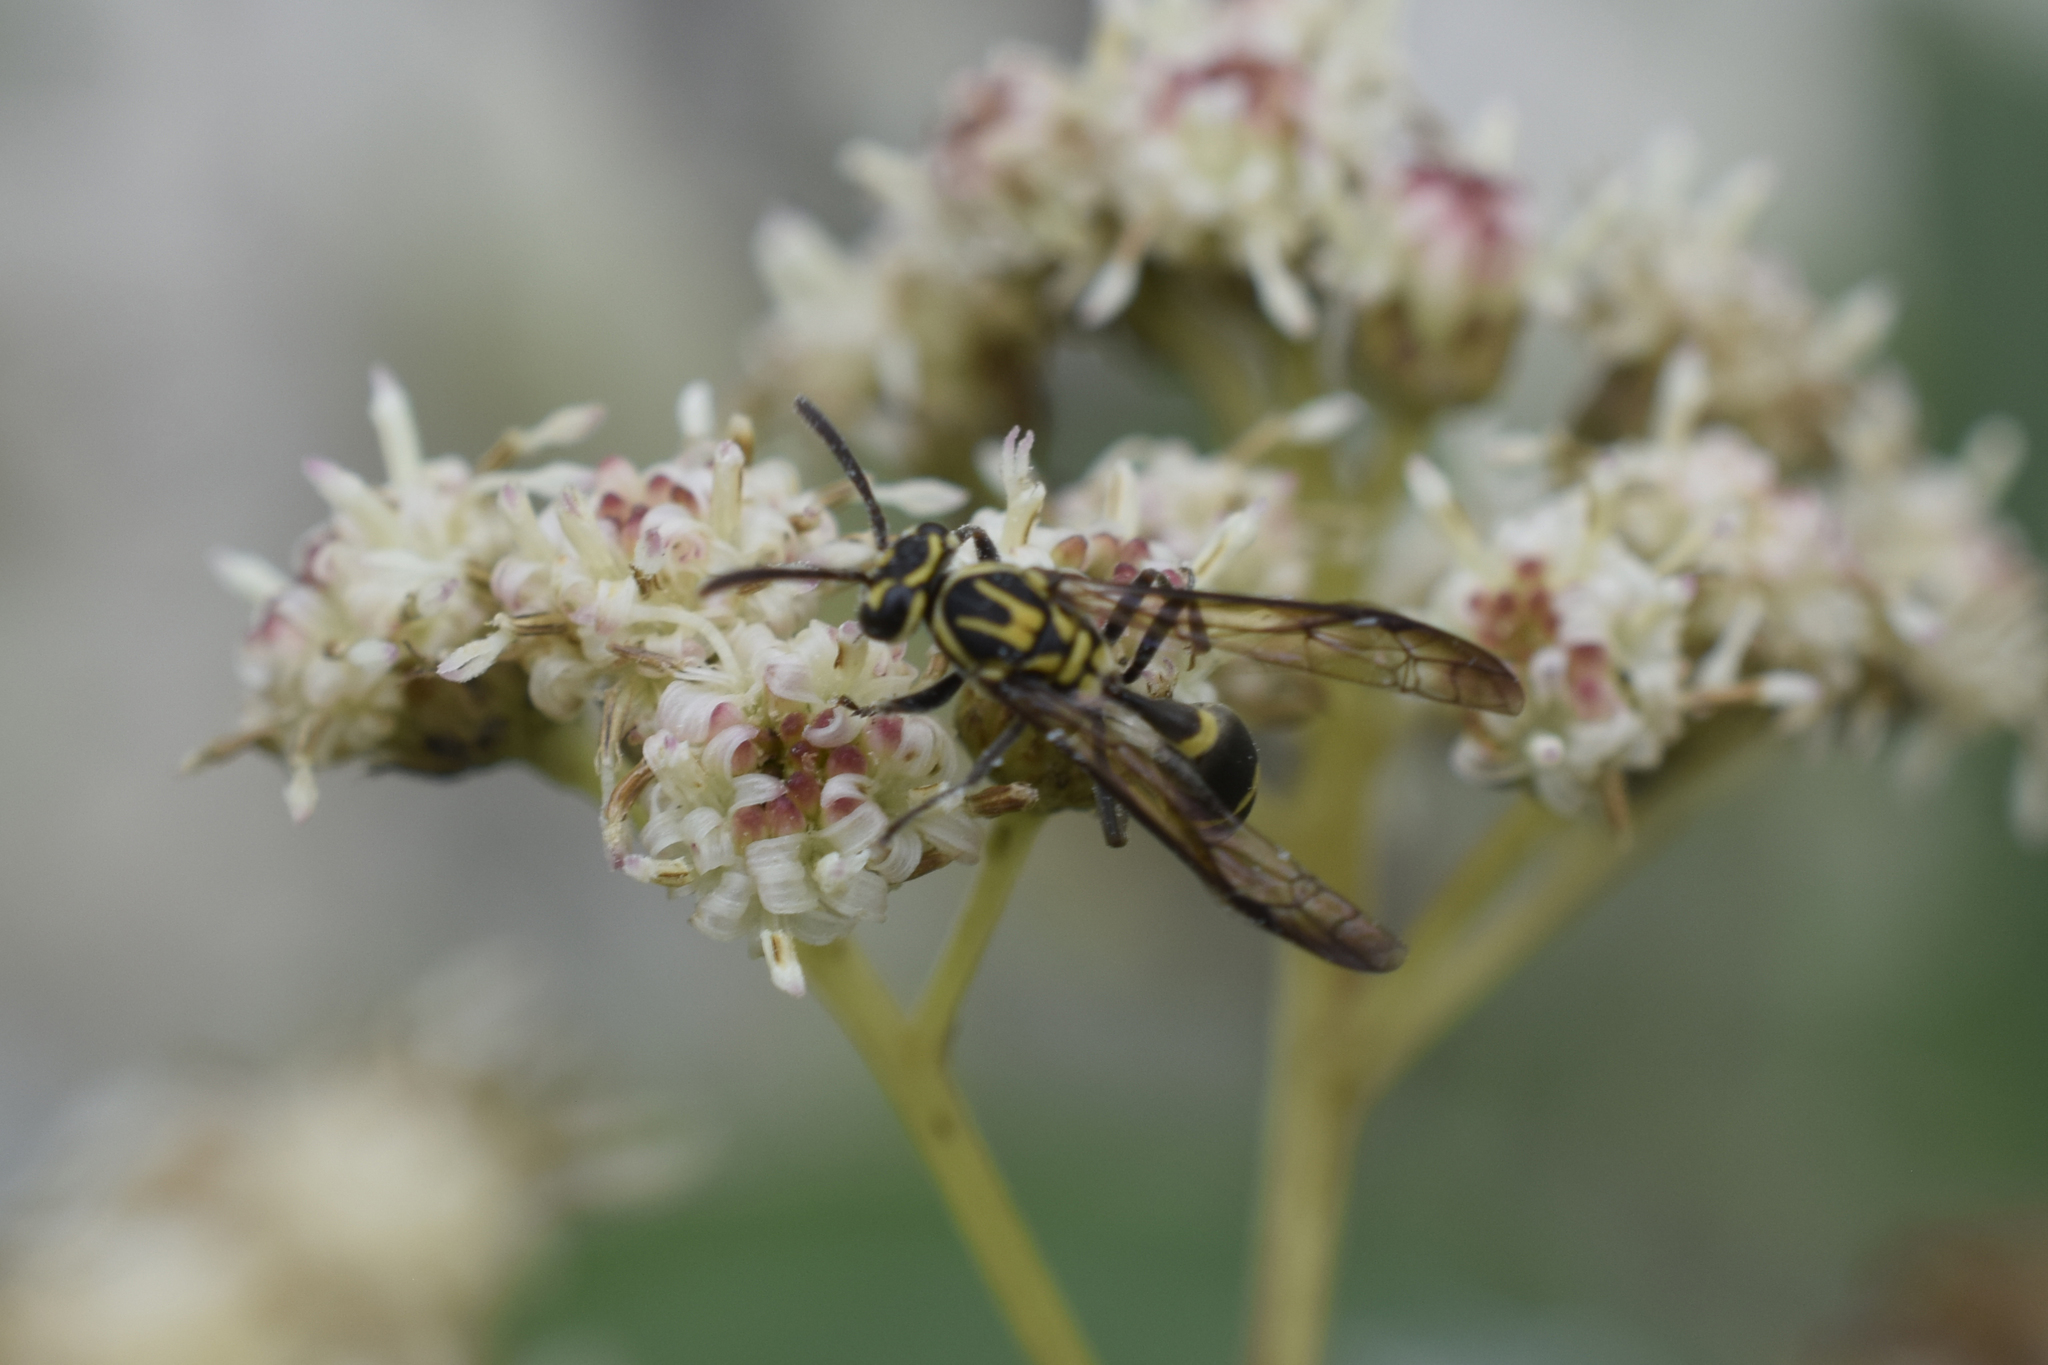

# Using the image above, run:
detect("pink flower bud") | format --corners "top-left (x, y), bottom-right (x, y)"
top-left (864, 714), bottom-right (904, 756)
top-left (763, 794), bottom-right (808, 839)
top-left (1565, 643), bottom-right (1621, 721)
top-left (787, 769), bottom-right (823, 820)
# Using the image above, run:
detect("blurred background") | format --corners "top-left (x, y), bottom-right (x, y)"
top-left (0, 1), bottom-right (2044, 1361)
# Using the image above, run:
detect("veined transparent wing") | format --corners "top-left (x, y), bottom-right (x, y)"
top-left (985, 676), bottom-right (1406, 972)
top-left (1045, 574), bottom-right (1524, 715)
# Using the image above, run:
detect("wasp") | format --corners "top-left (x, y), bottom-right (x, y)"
top-left (702, 398), bottom-right (1525, 972)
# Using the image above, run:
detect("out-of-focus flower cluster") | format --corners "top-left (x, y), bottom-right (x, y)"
top-left (1812, 1216), bottom-right (2048, 1365)
top-left (0, 957), bottom-right (679, 1365)
top-left (746, 0), bottom-right (1528, 474)
top-left (1541, 132), bottom-right (1896, 462)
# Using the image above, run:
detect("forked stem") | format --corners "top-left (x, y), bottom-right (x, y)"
top-left (1244, 721), bottom-right (1769, 1365)
top-left (799, 817), bottom-right (1094, 1365)
top-left (1244, 804), bottom-right (1598, 1365)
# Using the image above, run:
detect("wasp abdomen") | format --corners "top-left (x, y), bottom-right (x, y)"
top-left (1113, 693), bottom-right (1261, 819)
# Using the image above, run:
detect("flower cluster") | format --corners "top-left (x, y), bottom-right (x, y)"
top-left (201, 376), bottom-right (1000, 993)
top-left (0, 959), bottom-right (676, 1365)
top-left (197, 369), bottom-right (605, 821)
top-left (744, 0), bottom-right (1528, 475)
top-left (617, 621), bottom-right (985, 974)
top-left (746, 210), bottom-right (1050, 479)
top-left (1405, 351), bottom-right (2048, 839)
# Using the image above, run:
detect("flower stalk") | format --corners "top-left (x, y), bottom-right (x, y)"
top-left (1241, 687), bottom-right (1393, 1365)
top-left (799, 816), bottom-right (1097, 1365)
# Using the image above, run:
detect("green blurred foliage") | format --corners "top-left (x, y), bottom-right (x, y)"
top-left (505, 10), bottom-right (2048, 1362)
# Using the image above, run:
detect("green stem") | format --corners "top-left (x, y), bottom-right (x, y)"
top-left (798, 821), bottom-right (1096, 1365)
top-left (1242, 690), bottom-right (1393, 1365)
top-left (914, 815), bottom-right (1048, 1056)
top-left (1360, 725), bottom-right (1774, 1097)
top-left (1344, 819), bottom-right (1624, 1114)
top-left (1241, 401), bottom-right (1433, 1365)
top-left (1244, 945), bottom-right (1375, 1365)
top-left (1242, 804), bottom-right (1600, 1365)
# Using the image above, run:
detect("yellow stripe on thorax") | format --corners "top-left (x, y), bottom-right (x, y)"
top-left (951, 581), bottom-right (1048, 654)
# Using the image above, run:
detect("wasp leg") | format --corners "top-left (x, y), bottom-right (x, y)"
top-left (879, 715), bottom-right (1029, 843)
top-left (1092, 782), bottom-right (1130, 848)
top-left (1100, 567), bottom-right (1167, 647)
top-left (961, 524), bottom-right (1001, 562)
top-left (1121, 594), bottom-right (1188, 683)
top-left (1097, 568), bottom-right (1194, 683)
top-left (1121, 571), bottom-right (1192, 684)
top-left (838, 671), bottom-right (965, 717)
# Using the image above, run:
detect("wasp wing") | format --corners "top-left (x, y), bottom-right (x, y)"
top-left (985, 676), bottom-right (1405, 972)
top-left (1045, 574), bottom-right (1524, 715)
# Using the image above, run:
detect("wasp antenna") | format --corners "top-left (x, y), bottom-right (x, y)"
top-left (794, 396), bottom-right (890, 547)
top-left (700, 564), bottom-right (869, 597)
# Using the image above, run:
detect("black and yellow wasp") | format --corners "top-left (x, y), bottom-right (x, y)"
top-left (702, 398), bottom-right (1525, 972)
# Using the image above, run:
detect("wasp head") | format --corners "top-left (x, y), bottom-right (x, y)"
top-left (858, 522), bottom-right (953, 641)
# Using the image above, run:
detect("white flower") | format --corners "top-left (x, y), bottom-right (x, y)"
top-left (1411, 395), bottom-right (1842, 818)
top-left (1413, 352), bottom-right (2048, 839)
top-left (1422, 480), bottom-right (1697, 817)
top-left (1840, 416), bottom-right (2048, 803)
top-left (1590, 416), bottom-right (1874, 696)
top-left (619, 619), bottom-right (986, 989)
top-left (846, 44), bottom-right (1106, 283)
top-left (1048, 433), bottom-right (1309, 600)
top-left (196, 369), bottom-right (597, 821)
top-left (463, 419), bottom-right (846, 722)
